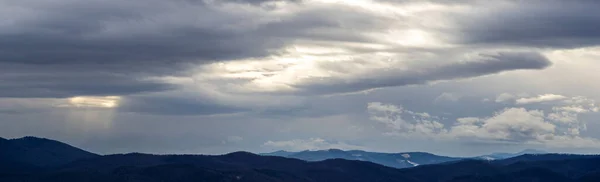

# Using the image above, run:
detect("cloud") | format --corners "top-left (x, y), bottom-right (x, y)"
top-left (367, 97), bottom-right (600, 148)
top-left (0, 0), bottom-right (560, 118)
top-left (0, 0), bottom-right (361, 98)
top-left (434, 92), bottom-right (461, 102)
top-left (456, 117), bottom-right (481, 125)
top-left (548, 96), bottom-right (600, 124)
top-left (0, 0), bottom-right (292, 65)
top-left (0, 96), bottom-right (123, 114)
top-left (516, 94), bottom-right (567, 104)
top-left (367, 102), bottom-right (445, 136)
top-left (450, 108), bottom-right (556, 143)
top-left (0, 98), bottom-right (65, 114)
top-left (62, 96), bottom-right (121, 108)
top-left (205, 51), bottom-right (551, 95)
top-left (262, 138), bottom-right (364, 151)
top-left (0, 63), bottom-right (177, 98)
top-left (454, 0), bottom-right (600, 48)
top-left (227, 136), bottom-right (243, 142)
top-left (2, 0), bottom-right (402, 115)
top-left (117, 95), bottom-right (246, 115)
top-left (2, 0), bottom-right (600, 156)
top-left (495, 93), bottom-right (515, 103)
top-left (222, 136), bottom-right (244, 144)
top-left (449, 107), bottom-right (600, 148)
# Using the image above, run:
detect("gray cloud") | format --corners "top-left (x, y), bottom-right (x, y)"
top-left (0, 0), bottom-right (288, 65)
top-left (0, 0), bottom-right (381, 99)
top-left (368, 100), bottom-right (600, 148)
top-left (220, 0), bottom-right (303, 4)
top-left (294, 51), bottom-right (551, 95)
top-left (3, 0), bottom-right (600, 156)
top-left (0, 0), bottom-right (376, 66)
top-left (1, 0), bottom-right (274, 98)
top-left (455, 1), bottom-right (600, 48)
top-left (0, 63), bottom-right (176, 98)
top-left (118, 95), bottom-right (246, 115)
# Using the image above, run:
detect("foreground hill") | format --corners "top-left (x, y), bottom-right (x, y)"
top-left (0, 136), bottom-right (99, 167)
top-left (4, 152), bottom-right (600, 182)
top-left (261, 149), bottom-right (461, 168)
top-left (2, 136), bottom-right (600, 182)
top-left (3, 152), bottom-right (420, 182)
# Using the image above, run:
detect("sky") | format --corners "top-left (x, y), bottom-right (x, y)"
top-left (2, 0), bottom-right (600, 157)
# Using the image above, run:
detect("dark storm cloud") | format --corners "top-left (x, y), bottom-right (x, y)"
top-left (0, 0), bottom-right (388, 116)
top-left (0, 0), bottom-right (357, 67)
top-left (455, 0), bottom-right (600, 48)
top-left (0, 63), bottom-right (177, 98)
top-left (118, 95), bottom-right (246, 115)
top-left (0, 0), bottom-right (271, 98)
top-left (435, 52), bottom-right (552, 78)
top-left (220, 0), bottom-right (303, 4)
top-left (294, 52), bottom-right (552, 95)
top-left (0, 0), bottom-right (568, 116)
top-left (0, 2), bottom-right (278, 65)
top-left (375, 0), bottom-right (478, 5)
top-left (0, 0), bottom-right (350, 98)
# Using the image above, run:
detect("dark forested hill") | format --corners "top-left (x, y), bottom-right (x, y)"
top-left (2, 137), bottom-right (600, 182)
top-left (0, 136), bottom-right (99, 167)
top-left (3, 152), bottom-right (420, 182)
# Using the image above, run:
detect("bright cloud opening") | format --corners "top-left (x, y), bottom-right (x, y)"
top-left (67, 96), bottom-right (121, 108)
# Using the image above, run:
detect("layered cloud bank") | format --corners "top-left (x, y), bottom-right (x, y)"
top-left (1, 0), bottom-right (600, 155)
top-left (1, 0), bottom-right (554, 99)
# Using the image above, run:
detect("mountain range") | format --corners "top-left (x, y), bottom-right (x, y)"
top-left (261, 149), bottom-right (461, 168)
top-left (474, 149), bottom-right (547, 161)
top-left (1, 136), bottom-right (599, 182)
top-left (260, 148), bottom-right (546, 168)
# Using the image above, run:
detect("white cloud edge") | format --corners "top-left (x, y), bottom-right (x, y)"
top-left (367, 95), bottom-right (600, 149)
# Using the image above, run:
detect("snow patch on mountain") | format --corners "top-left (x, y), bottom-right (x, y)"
top-left (407, 160), bottom-right (419, 166)
top-left (479, 156), bottom-right (496, 161)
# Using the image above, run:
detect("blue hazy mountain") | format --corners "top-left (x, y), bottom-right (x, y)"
top-left (261, 149), bottom-right (461, 168)
top-left (260, 149), bottom-right (548, 168)
top-left (475, 149), bottom-right (547, 160)
top-left (261, 150), bottom-right (297, 157)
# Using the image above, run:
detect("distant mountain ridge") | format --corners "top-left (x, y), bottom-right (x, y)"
top-left (2, 136), bottom-right (599, 182)
top-left (285, 149), bottom-right (461, 168)
top-left (475, 149), bottom-right (547, 160)
top-left (260, 148), bottom-right (545, 168)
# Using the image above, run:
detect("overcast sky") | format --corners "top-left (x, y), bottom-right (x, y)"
top-left (2, 0), bottom-right (600, 157)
